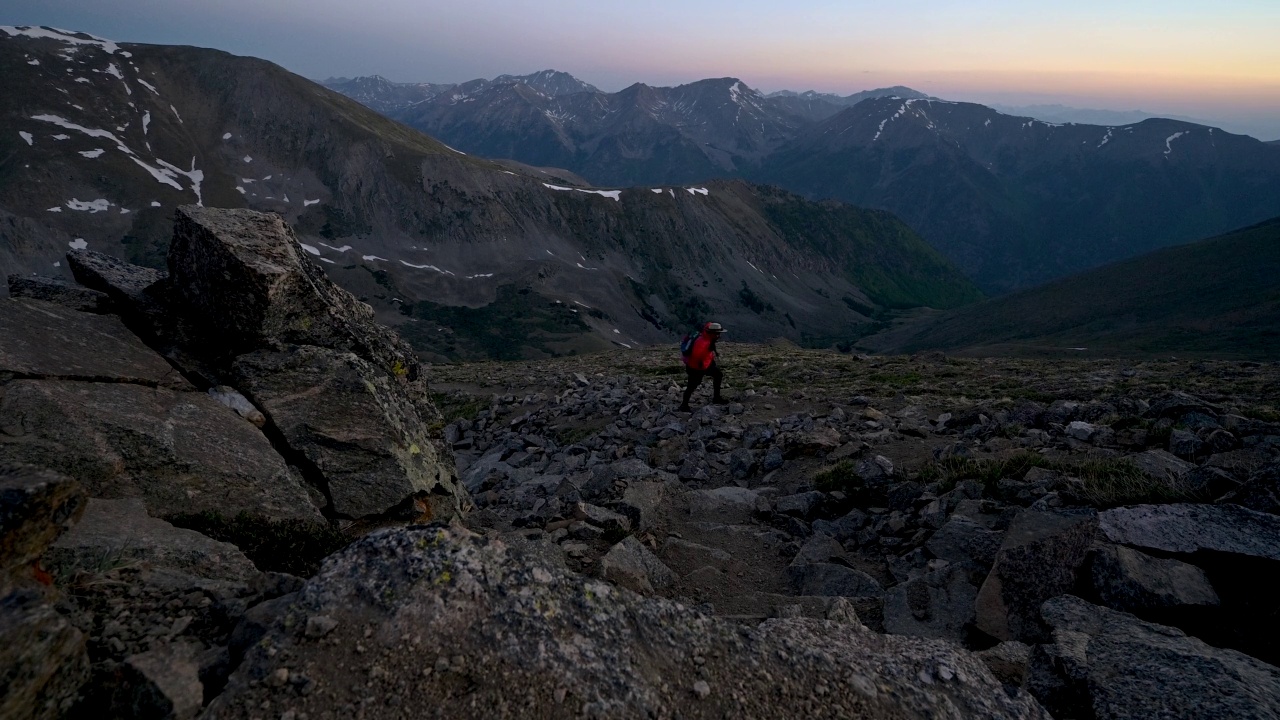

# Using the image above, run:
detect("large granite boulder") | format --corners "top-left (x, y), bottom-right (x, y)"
top-left (1098, 503), bottom-right (1280, 562)
top-left (231, 347), bottom-right (461, 519)
top-left (205, 527), bottom-right (1048, 719)
top-left (1026, 595), bottom-right (1280, 719)
top-left (166, 207), bottom-right (425, 391)
top-left (975, 510), bottom-right (1097, 642)
top-left (6, 274), bottom-right (111, 314)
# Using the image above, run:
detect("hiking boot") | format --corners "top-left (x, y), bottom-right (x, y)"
top-left (711, 397), bottom-right (729, 405)
top-left (678, 404), bottom-right (692, 413)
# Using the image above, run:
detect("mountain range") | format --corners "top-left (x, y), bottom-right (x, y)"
top-left (324, 71), bottom-right (1280, 294)
top-left (0, 26), bottom-right (977, 360)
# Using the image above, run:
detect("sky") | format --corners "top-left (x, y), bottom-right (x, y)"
top-left (8, 0), bottom-right (1280, 139)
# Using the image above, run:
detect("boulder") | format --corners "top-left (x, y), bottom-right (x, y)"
top-left (204, 526), bottom-right (1048, 719)
top-left (0, 299), bottom-right (187, 389)
top-left (231, 347), bottom-right (461, 519)
top-left (925, 514), bottom-right (1004, 569)
top-left (6, 275), bottom-right (111, 313)
top-left (975, 510), bottom-right (1097, 642)
top-left (775, 490), bottom-right (824, 519)
top-left (1088, 544), bottom-right (1219, 614)
top-left (883, 563), bottom-right (979, 642)
top-left (46, 498), bottom-right (260, 590)
top-left (1168, 429), bottom-right (1205, 461)
top-left (618, 478), bottom-right (684, 532)
top-left (1098, 503), bottom-right (1280, 562)
top-left (66, 248), bottom-right (165, 306)
top-left (977, 640), bottom-right (1031, 687)
top-left (0, 379), bottom-right (322, 523)
top-left (662, 537), bottom-right (733, 574)
top-left (0, 464), bottom-right (85, 587)
top-left (0, 589), bottom-right (90, 720)
top-left (1144, 391), bottom-right (1222, 420)
top-left (789, 534), bottom-right (847, 567)
top-left (685, 487), bottom-right (761, 524)
top-left (598, 536), bottom-right (675, 595)
top-left (1026, 595), bottom-right (1280, 719)
top-left (166, 207), bottom-right (425, 392)
top-left (811, 509), bottom-right (868, 542)
top-left (856, 455), bottom-right (895, 486)
top-left (1130, 449), bottom-right (1195, 486)
top-left (789, 562), bottom-right (884, 598)
top-left (116, 643), bottom-right (205, 720)
top-left (1219, 462), bottom-right (1280, 515)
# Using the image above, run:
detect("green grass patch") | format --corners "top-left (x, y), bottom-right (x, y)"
top-left (813, 460), bottom-right (862, 495)
top-left (431, 392), bottom-right (488, 423)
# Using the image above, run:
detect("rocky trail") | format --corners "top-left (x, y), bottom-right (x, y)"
top-left (3, 207), bottom-right (1280, 719)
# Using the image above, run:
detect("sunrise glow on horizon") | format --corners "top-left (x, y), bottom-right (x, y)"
top-left (9, 0), bottom-right (1280, 138)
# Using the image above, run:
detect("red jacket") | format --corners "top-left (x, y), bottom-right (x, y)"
top-left (683, 324), bottom-right (718, 370)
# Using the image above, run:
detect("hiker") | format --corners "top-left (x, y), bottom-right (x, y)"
top-left (679, 322), bottom-right (726, 412)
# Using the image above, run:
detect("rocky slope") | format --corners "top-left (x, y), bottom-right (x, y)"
top-left (860, 216), bottom-right (1280, 359)
top-left (4, 207), bottom-right (1280, 718)
top-left (0, 26), bottom-right (978, 359)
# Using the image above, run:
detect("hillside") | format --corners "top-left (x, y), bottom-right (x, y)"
top-left (0, 27), bottom-right (977, 360)
top-left (861, 217), bottom-right (1280, 358)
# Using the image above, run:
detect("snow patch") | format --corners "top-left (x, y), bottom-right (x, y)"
top-left (51, 134), bottom-right (69, 140)
top-left (0, 26), bottom-right (121, 54)
top-left (78, 149), bottom-right (104, 158)
top-left (543, 183), bottom-right (573, 191)
top-left (155, 157), bottom-right (204, 205)
top-left (142, 111), bottom-right (150, 135)
top-left (222, 132), bottom-right (232, 140)
top-left (68, 238), bottom-right (88, 250)
top-left (27, 58), bottom-right (39, 66)
top-left (651, 188), bottom-right (664, 194)
top-left (1164, 131), bottom-right (1187, 156)
top-left (46, 207), bottom-right (62, 213)
top-left (362, 255), bottom-right (387, 262)
top-left (74, 77), bottom-right (90, 84)
top-left (577, 189), bottom-right (621, 201)
top-left (686, 187), bottom-right (709, 196)
top-left (104, 63), bottom-right (123, 80)
top-left (303, 199), bottom-right (320, 207)
top-left (984, 119), bottom-right (991, 126)
top-left (243, 155), bottom-right (253, 163)
top-left (150, 201), bottom-right (161, 207)
top-left (18, 131), bottom-right (33, 146)
top-left (298, 243), bottom-right (321, 256)
top-left (1098, 128), bottom-right (1113, 148)
top-left (319, 243), bottom-right (352, 253)
top-left (235, 186), bottom-right (245, 194)
top-left (66, 198), bottom-right (110, 213)
top-left (399, 260), bottom-right (454, 275)
top-left (137, 79), bottom-right (158, 95)
top-left (170, 105), bottom-right (182, 123)
top-left (318, 257), bottom-right (335, 264)
top-left (465, 273), bottom-right (494, 279)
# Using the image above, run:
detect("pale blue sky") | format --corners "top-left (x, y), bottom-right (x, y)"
top-left (7, 0), bottom-right (1279, 138)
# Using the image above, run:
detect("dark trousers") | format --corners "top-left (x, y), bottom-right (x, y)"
top-left (682, 363), bottom-right (722, 407)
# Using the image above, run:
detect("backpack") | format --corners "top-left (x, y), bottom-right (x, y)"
top-left (680, 329), bottom-right (701, 357)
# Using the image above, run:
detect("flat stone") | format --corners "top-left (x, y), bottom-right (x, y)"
top-left (1098, 503), bottom-right (1280, 562)
top-left (926, 515), bottom-right (1004, 568)
top-left (0, 298), bottom-right (188, 389)
top-left (789, 562), bottom-right (884, 598)
top-left (685, 487), bottom-right (761, 524)
top-left (0, 379), bottom-right (321, 522)
top-left (775, 490), bottom-right (825, 519)
top-left (978, 641), bottom-right (1031, 687)
top-left (119, 643), bottom-right (204, 720)
top-left (1026, 595), bottom-right (1280, 719)
top-left (662, 537), bottom-right (733, 574)
top-left (1131, 450), bottom-right (1195, 484)
top-left (7, 274), bottom-right (111, 313)
top-left (67, 248), bottom-right (165, 305)
top-left (1088, 544), bottom-right (1219, 613)
top-left (47, 498), bottom-right (260, 587)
